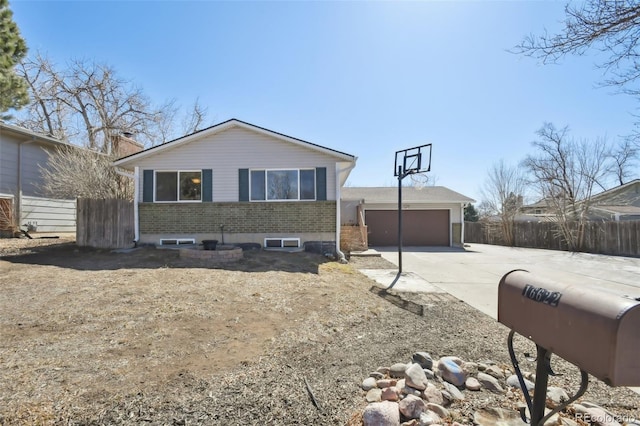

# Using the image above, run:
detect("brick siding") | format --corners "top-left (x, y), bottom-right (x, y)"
top-left (139, 201), bottom-right (336, 234)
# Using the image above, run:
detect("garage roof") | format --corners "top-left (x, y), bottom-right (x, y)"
top-left (342, 186), bottom-right (475, 204)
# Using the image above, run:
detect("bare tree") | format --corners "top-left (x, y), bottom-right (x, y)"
top-left (522, 123), bottom-right (612, 250)
top-left (15, 54), bottom-right (171, 153)
top-left (40, 145), bottom-right (133, 200)
top-left (610, 138), bottom-right (639, 185)
top-left (480, 160), bottom-right (527, 246)
top-left (181, 98), bottom-right (210, 135)
top-left (514, 1), bottom-right (640, 95)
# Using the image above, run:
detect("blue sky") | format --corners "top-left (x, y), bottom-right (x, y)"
top-left (10, 0), bottom-right (640, 203)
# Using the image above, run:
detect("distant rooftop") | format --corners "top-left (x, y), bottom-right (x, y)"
top-left (342, 186), bottom-right (474, 203)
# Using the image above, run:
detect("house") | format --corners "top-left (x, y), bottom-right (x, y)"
top-left (341, 186), bottom-right (475, 247)
top-left (0, 122), bottom-right (76, 234)
top-left (584, 179), bottom-right (640, 221)
top-left (113, 119), bottom-right (357, 252)
top-left (519, 180), bottom-right (640, 222)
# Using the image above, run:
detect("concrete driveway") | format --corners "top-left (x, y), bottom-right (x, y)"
top-left (376, 243), bottom-right (640, 320)
top-left (374, 243), bottom-right (640, 395)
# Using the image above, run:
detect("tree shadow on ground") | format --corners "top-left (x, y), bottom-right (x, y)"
top-left (0, 244), bottom-right (329, 273)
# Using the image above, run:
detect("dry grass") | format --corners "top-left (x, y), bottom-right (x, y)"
top-left (0, 238), bottom-right (638, 425)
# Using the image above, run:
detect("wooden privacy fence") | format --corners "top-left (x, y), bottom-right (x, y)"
top-left (465, 220), bottom-right (640, 257)
top-left (77, 198), bottom-right (134, 249)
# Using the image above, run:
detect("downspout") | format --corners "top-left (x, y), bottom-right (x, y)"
top-left (115, 167), bottom-right (139, 245)
top-left (460, 203), bottom-right (467, 246)
top-left (335, 162), bottom-right (354, 264)
top-left (17, 139), bottom-right (35, 230)
top-left (134, 167), bottom-right (139, 245)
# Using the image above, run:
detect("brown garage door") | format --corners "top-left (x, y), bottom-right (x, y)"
top-left (365, 210), bottom-right (450, 246)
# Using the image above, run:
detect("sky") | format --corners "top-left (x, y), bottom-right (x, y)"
top-left (9, 0), bottom-right (640, 203)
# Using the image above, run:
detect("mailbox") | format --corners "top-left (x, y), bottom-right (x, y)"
top-left (498, 270), bottom-right (640, 387)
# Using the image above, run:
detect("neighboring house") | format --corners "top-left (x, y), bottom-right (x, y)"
top-left (341, 186), bottom-right (475, 247)
top-left (519, 180), bottom-right (640, 222)
top-left (113, 119), bottom-right (357, 251)
top-left (0, 122), bottom-right (76, 234)
top-left (584, 179), bottom-right (640, 221)
top-left (517, 198), bottom-right (556, 222)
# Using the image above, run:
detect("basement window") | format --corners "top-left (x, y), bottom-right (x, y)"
top-left (264, 238), bottom-right (300, 248)
top-left (160, 238), bottom-right (195, 246)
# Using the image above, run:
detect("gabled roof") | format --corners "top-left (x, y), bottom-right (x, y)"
top-left (0, 122), bottom-right (70, 148)
top-left (342, 186), bottom-right (475, 204)
top-left (589, 179), bottom-right (640, 205)
top-left (114, 118), bottom-right (356, 166)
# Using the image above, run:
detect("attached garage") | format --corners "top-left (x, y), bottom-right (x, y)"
top-left (340, 187), bottom-right (475, 248)
top-left (365, 209), bottom-right (450, 246)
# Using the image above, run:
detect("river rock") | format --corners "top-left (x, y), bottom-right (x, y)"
top-left (406, 362), bottom-right (429, 391)
top-left (477, 372), bottom-right (505, 394)
top-left (390, 363), bottom-right (408, 378)
top-left (413, 352), bottom-right (434, 370)
top-left (381, 386), bottom-right (400, 401)
top-left (422, 383), bottom-right (444, 405)
top-left (437, 357), bottom-right (466, 386)
top-left (473, 407), bottom-right (527, 426)
top-left (465, 377), bottom-right (482, 391)
top-left (426, 403), bottom-right (449, 419)
top-left (418, 410), bottom-right (442, 425)
top-left (363, 401), bottom-right (401, 426)
top-left (484, 364), bottom-right (505, 380)
top-left (506, 374), bottom-right (534, 391)
top-left (399, 394), bottom-right (428, 419)
top-left (442, 382), bottom-right (465, 401)
top-left (546, 386), bottom-right (568, 404)
top-left (366, 388), bottom-right (383, 402)
top-left (362, 377), bottom-right (378, 391)
top-left (377, 379), bottom-right (397, 388)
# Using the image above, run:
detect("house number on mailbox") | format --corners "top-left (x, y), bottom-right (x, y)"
top-left (522, 284), bottom-right (562, 307)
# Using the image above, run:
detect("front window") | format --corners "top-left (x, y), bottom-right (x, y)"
top-left (250, 169), bottom-right (315, 201)
top-left (155, 171), bottom-right (202, 202)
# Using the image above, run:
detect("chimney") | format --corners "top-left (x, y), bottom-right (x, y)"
top-left (113, 132), bottom-right (144, 157)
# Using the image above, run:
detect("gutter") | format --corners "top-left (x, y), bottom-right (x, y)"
top-left (17, 139), bottom-right (35, 229)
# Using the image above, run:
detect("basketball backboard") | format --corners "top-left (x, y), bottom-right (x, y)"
top-left (394, 144), bottom-right (432, 177)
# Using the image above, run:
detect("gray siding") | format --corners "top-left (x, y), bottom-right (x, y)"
top-left (135, 127), bottom-right (341, 201)
top-left (0, 134), bottom-right (19, 195)
top-left (0, 132), bottom-right (55, 197)
top-left (20, 143), bottom-right (51, 196)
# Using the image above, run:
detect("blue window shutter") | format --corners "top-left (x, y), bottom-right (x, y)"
top-left (316, 167), bottom-right (327, 201)
top-left (239, 169), bottom-right (249, 201)
top-left (143, 170), bottom-right (154, 202)
top-left (202, 169), bottom-right (212, 202)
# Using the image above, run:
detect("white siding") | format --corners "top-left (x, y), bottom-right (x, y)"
top-left (135, 127), bottom-right (342, 201)
top-left (21, 196), bottom-right (76, 233)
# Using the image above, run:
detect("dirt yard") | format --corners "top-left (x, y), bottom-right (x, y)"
top-left (1, 237), bottom-right (638, 425)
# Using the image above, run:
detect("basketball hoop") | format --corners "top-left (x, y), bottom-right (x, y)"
top-left (394, 144), bottom-right (432, 178)
top-left (394, 143), bottom-right (432, 273)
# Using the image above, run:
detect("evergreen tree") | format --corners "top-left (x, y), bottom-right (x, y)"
top-left (464, 203), bottom-right (480, 222)
top-left (0, 0), bottom-right (28, 119)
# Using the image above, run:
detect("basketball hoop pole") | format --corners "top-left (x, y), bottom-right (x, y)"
top-left (397, 166), bottom-right (404, 273)
top-left (394, 144), bottom-right (432, 275)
